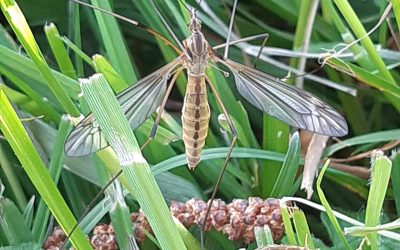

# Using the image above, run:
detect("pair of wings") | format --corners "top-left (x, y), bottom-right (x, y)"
top-left (65, 56), bottom-right (348, 157)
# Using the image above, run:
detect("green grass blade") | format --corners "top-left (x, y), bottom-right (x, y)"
top-left (60, 36), bottom-right (95, 68)
top-left (44, 23), bottom-right (78, 79)
top-left (152, 147), bottom-right (289, 175)
top-left (80, 74), bottom-right (186, 249)
top-left (0, 142), bottom-right (27, 210)
top-left (0, 23), bottom-right (18, 50)
top-left (132, 0), bottom-right (183, 56)
top-left (321, 0), bottom-right (373, 70)
top-left (89, 0), bottom-right (137, 83)
top-left (207, 69), bottom-right (260, 146)
top-left (0, 44), bottom-right (80, 100)
top-left (173, 218), bottom-right (201, 250)
top-left (69, 1), bottom-right (84, 76)
top-left (280, 204), bottom-right (297, 245)
top-left (0, 90), bottom-right (91, 249)
top-left (326, 58), bottom-right (400, 98)
top-left (324, 167), bottom-right (369, 199)
top-left (292, 208), bottom-right (314, 248)
top-left (393, 0), bottom-right (400, 31)
top-left (262, 116), bottom-right (290, 197)
top-left (378, 2), bottom-right (388, 47)
top-left (317, 160), bottom-right (351, 250)
top-left (92, 54), bottom-right (128, 92)
top-left (22, 196), bottom-right (34, 228)
top-left (333, 0), bottom-right (400, 112)
top-left (0, 64), bottom-right (60, 123)
top-left (254, 226), bottom-right (267, 246)
top-left (255, 0), bottom-right (298, 24)
top-left (364, 151), bottom-right (392, 250)
top-left (61, 171), bottom-right (95, 219)
top-left (0, 197), bottom-right (33, 245)
top-left (32, 116), bottom-right (73, 243)
top-left (391, 153), bottom-right (400, 216)
top-left (270, 132), bottom-right (301, 198)
top-left (255, 225), bottom-right (275, 246)
top-left (324, 129), bottom-right (400, 157)
top-left (333, 0), bottom-right (393, 81)
top-left (107, 182), bottom-right (133, 250)
top-left (0, 0), bottom-right (80, 116)
top-left (76, 193), bottom-right (111, 235)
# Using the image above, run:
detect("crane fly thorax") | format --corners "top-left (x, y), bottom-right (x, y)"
top-left (183, 31), bottom-right (209, 77)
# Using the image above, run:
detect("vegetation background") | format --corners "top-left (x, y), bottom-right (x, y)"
top-left (0, 0), bottom-right (399, 249)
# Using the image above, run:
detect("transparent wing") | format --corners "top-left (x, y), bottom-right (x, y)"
top-left (219, 59), bottom-right (348, 137)
top-left (65, 58), bottom-right (183, 157)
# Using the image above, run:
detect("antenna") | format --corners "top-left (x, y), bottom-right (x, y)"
top-left (148, 0), bottom-right (186, 54)
top-left (178, 0), bottom-right (191, 13)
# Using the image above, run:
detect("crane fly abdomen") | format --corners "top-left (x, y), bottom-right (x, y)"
top-left (182, 76), bottom-right (210, 170)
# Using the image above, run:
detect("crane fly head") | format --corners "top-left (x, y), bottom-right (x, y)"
top-left (189, 8), bottom-right (202, 33)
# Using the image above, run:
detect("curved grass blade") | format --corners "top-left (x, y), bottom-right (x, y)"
top-left (293, 208), bottom-right (314, 248)
top-left (270, 131), bottom-right (301, 198)
top-left (32, 116), bottom-right (73, 243)
top-left (0, 197), bottom-right (33, 245)
top-left (0, 0), bottom-right (80, 116)
top-left (44, 23), bottom-right (78, 80)
top-left (325, 58), bottom-right (400, 99)
top-left (323, 129), bottom-right (400, 157)
top-left (0, 44), bottom-right (80, 101)
top-left (0, 90), bottom-right (91, 249)
top-left (152, 147), bottom-right (288, 175)
top-left (317, 160), bottom-right (351, 250)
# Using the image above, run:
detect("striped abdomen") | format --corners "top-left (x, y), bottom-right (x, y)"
top-left (182, 76), bottom-right (210, 170)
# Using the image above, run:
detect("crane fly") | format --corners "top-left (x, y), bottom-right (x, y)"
top-left (65, 7), bottom-right (348, 161)
top-left (64, 0), bottom-right (348, 245)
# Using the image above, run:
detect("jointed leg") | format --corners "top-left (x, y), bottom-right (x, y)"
top-left (62, 171), bottom-right (123, 248)
top-left (223, 0), bottom-right (239, 60)
top-left (213, 32), bottom-right (270, 69)
top-left (253, 33), bottom-right (269, 69)
top-left (141, 68), bottom-right (183, 150)
top-left (200, 76), bottom-right (238, 248)
top-left (213, 33), bottom-right (270, 50)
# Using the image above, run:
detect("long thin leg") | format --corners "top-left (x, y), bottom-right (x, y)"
top-left (141, 68), bottom-right (183, 150)
top-left (253, 33), bottom-right (269, 69)
top-left (200, 76), bottom-right (238, 248)
top-left (215, 33), bottom-right (322, 78)
top-left (223, 0), bottom-right (239, 60)
top-left (62, 171), bottom-right (123, 249)
top-left (213, 33), bottom-right (269, 50)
